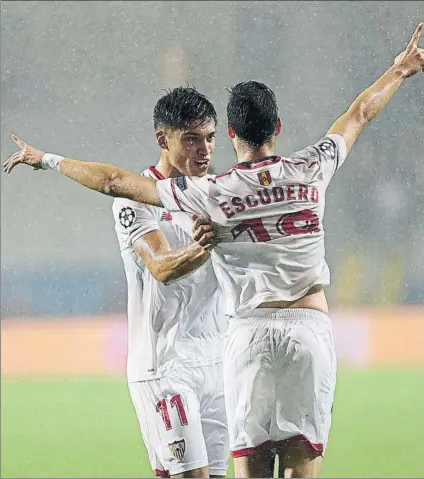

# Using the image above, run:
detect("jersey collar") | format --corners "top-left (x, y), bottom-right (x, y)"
top-left (234, 156), bottom-right (281, 170)
top-left (149, 166), bottom-right (166, 180)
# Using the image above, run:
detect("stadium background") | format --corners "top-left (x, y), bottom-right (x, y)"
top-left (1, 1), bottom-right (423, 477)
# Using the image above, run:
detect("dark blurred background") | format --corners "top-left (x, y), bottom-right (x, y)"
top-left (2, 1), bottom-right (423, 316)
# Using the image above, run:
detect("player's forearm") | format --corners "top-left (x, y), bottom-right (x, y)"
top-left (347, 64), bottom-right (408, 123)
top-left (57, 158), bottom-right (162, 206)
top-left (150, 243), bottom-right (211, 283)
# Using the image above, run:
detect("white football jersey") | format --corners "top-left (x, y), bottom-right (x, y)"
top-left (113, 167), bottom-right (226, 382)
top-left (156, 134), bottom-right (348, 318)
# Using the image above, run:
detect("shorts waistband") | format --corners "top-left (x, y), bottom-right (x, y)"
top-left (231, 307), bottom-right (332, 324)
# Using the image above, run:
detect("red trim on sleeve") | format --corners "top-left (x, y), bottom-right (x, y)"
top-left (280, 158), bottom-right (319, 168)
top-left (170, 178), bottom-right (185, 212)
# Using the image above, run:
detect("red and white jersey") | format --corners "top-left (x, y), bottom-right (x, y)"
top-left (113, 167), bottom-right (226, 382)
top-left (156, 134), bottom-right (348, 317)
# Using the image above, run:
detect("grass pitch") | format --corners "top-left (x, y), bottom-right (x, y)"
top-left (2, 369), bottom-right (424, 478)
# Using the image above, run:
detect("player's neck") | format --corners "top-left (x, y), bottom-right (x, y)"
top-left (154, 156), bottom-right (180, 179)
top-left (236, 144), bottom-right (276, 164)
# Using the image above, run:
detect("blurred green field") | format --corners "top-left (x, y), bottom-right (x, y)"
top-left (2, 369), bottom-right (424, 478)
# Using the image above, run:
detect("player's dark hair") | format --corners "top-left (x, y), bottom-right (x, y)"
top-left (227, 81), bottom-right (278, 149)
top-left (153, 86), bottom-right (217, 131)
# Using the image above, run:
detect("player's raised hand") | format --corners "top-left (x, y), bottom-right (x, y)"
top-left (192, 215), bottom-right (219, 251)
top-left (393, 23), bottom-right (424, 78)
top-left (3, 134), bottom-right (45, 174)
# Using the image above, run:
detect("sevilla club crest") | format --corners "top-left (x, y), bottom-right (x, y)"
top-left (258, 170), bottom-right (272, 186)
top-left (168, 439), bottom-right (186, 461)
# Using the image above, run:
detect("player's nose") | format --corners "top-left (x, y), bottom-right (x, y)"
top-left (197, 139), bottom-right (211, 157)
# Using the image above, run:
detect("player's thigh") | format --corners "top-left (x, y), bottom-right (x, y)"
top-left (129, 376), bottom-right (209, 477)
top-left (224, 319), bottom-right (275, 452)
top-left (277, 441), bottom-right (322, 478)
top-left (198, 363), bottom-right (229, 477)
top-left (170, 466), bottom-right (210, 478)
top-left (274, 312), bottom-right (337, 451)
top-left (233, 449), bottom-right (275, 479)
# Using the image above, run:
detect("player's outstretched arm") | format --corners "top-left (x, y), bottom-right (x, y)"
top-left (328, 23), bottom-right (424, 153)
top-left (3, 135), bottom-right (163, 207)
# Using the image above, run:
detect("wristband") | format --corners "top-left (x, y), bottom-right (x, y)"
top-left (40, 153), bottom-right (64, 171)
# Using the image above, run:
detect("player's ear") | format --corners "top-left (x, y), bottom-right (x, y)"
top-left (155, 131), bottom-right (168, 150)
top-left (227, 122), bottom-right (236, 139)
top-left (275, 118), bottom-right (282, 137)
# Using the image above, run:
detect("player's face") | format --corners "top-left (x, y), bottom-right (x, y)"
top-left (166, 121), bottom-right (216, 177)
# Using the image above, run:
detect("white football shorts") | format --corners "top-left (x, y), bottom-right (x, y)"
top-left (129, 363), bottom-right (229, 476)
top-left (223, 308), bottom-right (337, 458)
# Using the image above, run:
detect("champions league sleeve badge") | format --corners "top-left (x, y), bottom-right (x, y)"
top-left (119, 206), bottom-right (136, 228)
top-left (318, 138), bottom-right (336, 160)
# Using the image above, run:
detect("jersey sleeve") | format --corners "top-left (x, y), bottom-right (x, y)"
top-left (289, 134), bottom-right (347, 182)
top-left (113, 198), bottom-right (160, 248)
top-left (155, 175), bottom-right (210, 217)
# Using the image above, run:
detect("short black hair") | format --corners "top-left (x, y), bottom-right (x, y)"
top-left (227, 81), bottom-right (278, 149)
top-left (153, 86), bottom-right (217, 132)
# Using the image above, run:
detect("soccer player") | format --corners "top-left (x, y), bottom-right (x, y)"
top-left (9, 87), bottom-right (230, 479)
top-left (5, 23), bottom-right (423, 478)
top-left (112, 87), bottom-right (229, 479)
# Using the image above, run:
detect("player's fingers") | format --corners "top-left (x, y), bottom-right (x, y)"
top-left (11, 134), bottom-right (27, 150)
top-left (194, 216), bottom-right (212, 227)
top-left (3, 152), bottom-right (21, 174)
top-left (3, 154), bottom-right (12, 169)
top-left (193, 224), bottom-right (214, 242)
top-left (4, 150), bottom-right (21, 165)
top-left (3, 158), bottom-right (17, 174)
top-left (193, 224), bottom-right (213, 240)
top-left (4, 160), bottom-right (15, 174)
top-left (193, 217), bottom-right (212, 232)
top-left (5, 161), bottom-right (18, 174)
top-left (197, 231), bottom-right (216, 246)
top-left (409, 22), bottom-right (423, 48)
top-left (193, 217), bottom-right (201, 231)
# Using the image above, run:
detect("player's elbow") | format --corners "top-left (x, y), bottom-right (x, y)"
top-left (154, 268), bottom-right (186, 284)
top-left (103, 171), bottom-right (123, 197)
top-left (149, 266), bottom-right (174, 284)
top-left (353, 96), bottom-right (378, 125)
top-left (348, 103), bottom-right (369, 126)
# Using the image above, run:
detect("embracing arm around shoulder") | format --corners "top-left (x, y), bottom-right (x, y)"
top-left (58, 159), bottom-right (163, 206)
top-left (134, 229), bottom-right (211, 284)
